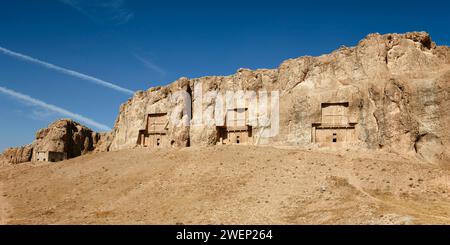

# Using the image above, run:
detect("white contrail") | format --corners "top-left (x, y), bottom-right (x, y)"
top-left (0, 46), bottom-right (134, 95)
top-left (133, 53), bottom-right (166, 76)
top-left (0, 86), bottom-right (111, 131)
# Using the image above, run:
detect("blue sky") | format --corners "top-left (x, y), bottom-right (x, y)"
top-left (0, 0), bottom-right (449, 151)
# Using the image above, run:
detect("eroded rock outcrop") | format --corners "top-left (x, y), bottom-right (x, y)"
top-left (2, 32), bottom-right (449, 166)
top-left (92, 131), bottom-right (113, 153)
top-left (32, 119), bottom-right (95, 160)
top-left (2, 145), bottom-right (33, 164)
top-left (1, 119), bottom-right (109, 164)
top-left (109, 32), bottom-right (450, 165)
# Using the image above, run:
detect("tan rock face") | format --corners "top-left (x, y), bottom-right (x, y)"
top-left (92, 131), bottom-right (113, 153)
top-left (2, 32), bottom-right (449, 165)
top-left (1, 119), bottom-right (104, 164)
top-left (109, 79), bottom-right (192, 150)
top-left (109, 32), bottom-right (450, 165)
top-left (32, 119), bottom-right (96, 160)
top-left (2, 145), bottom-right (33, 164)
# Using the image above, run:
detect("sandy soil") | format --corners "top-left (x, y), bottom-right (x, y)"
top-left (0, 179), bottom-right (11, 225)
top-left (0, 145), bottom-right (449, 224)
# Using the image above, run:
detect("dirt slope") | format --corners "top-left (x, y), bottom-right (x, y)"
top-left (0, 182), bottom-right (10, 225)
top-left (0, 146), bottom-right (449, 224)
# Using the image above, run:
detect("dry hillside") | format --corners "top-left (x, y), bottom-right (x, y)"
top-left (1, 146), bottom-right (449, 224)
top-left (1, 32), bottom-right (449, 225)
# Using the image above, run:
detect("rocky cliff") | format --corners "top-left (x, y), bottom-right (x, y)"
top-left (1, 119), bottom-right (110, 164)
top-left (2, 144), bottom-right (33, 164)
top-left (2, 32), bottom-right (449, 166)
top-left (109, 32), bottom-right (450, 165)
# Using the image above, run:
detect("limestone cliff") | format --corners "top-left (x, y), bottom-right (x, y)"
top-left (109, 32), bottom-right (450, 165)
top-left (2, 144), bottom-right (33, 164)
top-left (2, 32), bottom-right (449, 165)
top-left (1, 119), bottom-right (107, 164)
